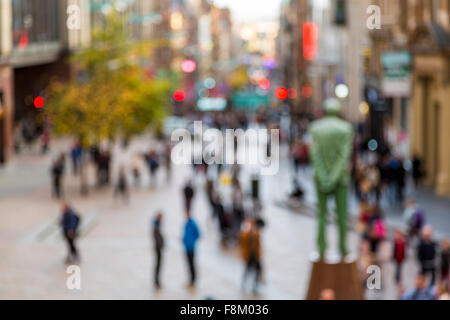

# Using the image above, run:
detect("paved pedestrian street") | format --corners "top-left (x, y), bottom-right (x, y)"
top-left (0, 138), bottom-right (424, 300)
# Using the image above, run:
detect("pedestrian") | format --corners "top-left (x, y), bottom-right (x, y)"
top-left (183, 210), bottom-right (200, 288)
top-left (71, 141), bottom-right (82, 176)
top-left (365, 206), bottom-right (386, 259)
top-left (403, 199), bottom-right (425, 239)
top-left (51, 153), bottom-right (65, 199)
top-left (213, 193), bottom-right (230, 245)
top-left (114, 166), bottom-right (129, 203)
top-left (97, 150), bottom-right (111, 187)
top-left (239, 218), bottom-right (263, 295)
top-left (417, 225), bottom-right (437, 286)
top-left (412, 154), bottom-right (424, 188)
top-left (131, 156), bottom-right (141, 187)
top-left (183, 181), bottom-right (195, 213)
top-left (145, 150), bottom-right (160, 187)
top-left (440, 239), bottom-right (450, 289)
top-left (319, 289), bottom-right (336, 300)
top-left (232, 178), bottom-right (245, 233)
top-left (60, 202), bottom-right (81, 264)
top-left (400, 274), bottom-right (436, 300)
top-left (437, 283), bottom-right (450, 300)
top-left (152, 212), bottom-right (165, 289)
top-left (164, 143), bottom-right (172, 182)
top-left (393, 229), bottom-right (406, 285)
top-left (41, 129), bottom-right (50, 154)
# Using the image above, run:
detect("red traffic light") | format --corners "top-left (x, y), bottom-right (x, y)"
top-left (174, 90), bottom-right (186, 102)
top-left (275, 87), bottom-right (288, 100)
top-left (34, 96), bottom-right (44, 109)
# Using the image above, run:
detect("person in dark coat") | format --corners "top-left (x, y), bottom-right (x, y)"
top-left (440, 239), bottom-right (450, 289)
top-left (114, 166), bottom-right (129, 203)
top-left (152, 213), bottom-right (165, 289)
top-left (418, 226), bottom-right (437, 286)
top-left (51, 153), bottom-right (66, 199)
top-left (412, 154), bottom-right (424, 188)
top-left (60, 202), bottom-right (80, 264)
top-left (183, 181), bottom-right (195, 213)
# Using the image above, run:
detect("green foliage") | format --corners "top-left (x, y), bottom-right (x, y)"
top-left (46, 10), bottom-right (171, 147)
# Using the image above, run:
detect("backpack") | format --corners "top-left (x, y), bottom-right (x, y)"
top-left (374, 219), bottom-right (386, 239)
top-left (412, 209), bottom-right (425, 230)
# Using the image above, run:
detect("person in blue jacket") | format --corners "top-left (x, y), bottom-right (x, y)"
top-left (183, 210), bottom-right (200, 288)
top-left (60, 202), bottom-right (81, 264)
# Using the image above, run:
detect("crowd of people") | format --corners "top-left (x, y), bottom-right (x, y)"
top-left (29, 108), bottom-right (450, 300)
top-left (287, 115), bottom-right (449, 300)
top-left (52, 110), bottom-right (271, 296)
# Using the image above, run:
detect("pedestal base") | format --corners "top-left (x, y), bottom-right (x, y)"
top-left (306, 255), bottom-right (364, 300)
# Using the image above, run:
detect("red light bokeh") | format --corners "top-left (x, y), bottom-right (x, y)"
top-left (301, 85), bottom-right (313, 98)
top-left (288, 88), bottom-right (298, 99)
top-left (303, 22), bottom-right (318, 61)
top-left (259, 79), bottom-right (271, 90)
top-left (34, 96), bottom-right (44, 109)
top-left (174, 90), bottom-right (186, 102)
top-left (276, 87), bottom-right (288, 100)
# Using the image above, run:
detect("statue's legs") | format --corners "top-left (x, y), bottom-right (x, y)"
top-left (335, 184), bottom-right (348, 257)
top-left (316, 188), bottom-right (328, 259)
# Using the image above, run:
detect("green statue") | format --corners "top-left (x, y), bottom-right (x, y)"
top-left (309, 98), bottom-right (354, 259)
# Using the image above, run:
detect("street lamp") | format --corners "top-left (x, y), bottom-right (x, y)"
top-left (335, 84), bottom-right (349, 99)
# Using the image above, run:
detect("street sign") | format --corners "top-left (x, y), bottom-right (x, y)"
top-left (232, 92), bottom-right (271, 110)
top-left (381, 51), bottom-right (412, 97)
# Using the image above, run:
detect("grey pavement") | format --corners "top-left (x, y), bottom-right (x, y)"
top-left (0, 136), bottom-right (437, 299)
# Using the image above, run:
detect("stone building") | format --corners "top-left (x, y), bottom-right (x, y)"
top-left (369, 0), bottom-right (450, 196)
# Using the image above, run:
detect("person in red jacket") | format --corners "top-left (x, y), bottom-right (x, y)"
top-left (393, 229), bottom-right (407, 285)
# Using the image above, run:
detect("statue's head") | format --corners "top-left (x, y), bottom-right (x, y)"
top-left (323, 98), bottom-right (341, 117)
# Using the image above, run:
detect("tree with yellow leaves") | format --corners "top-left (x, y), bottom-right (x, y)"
top-left (46, 10), bottom-right (172, 194)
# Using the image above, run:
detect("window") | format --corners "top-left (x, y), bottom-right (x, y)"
top-left (12, 0), bottom-right (60, 48)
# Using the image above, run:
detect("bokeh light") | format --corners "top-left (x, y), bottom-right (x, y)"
top-left (288, 88), bottom-right (298, 99)
top-left (259, 79), bottom-right (271, 90)
top-left (335, 84), bottom-right (349, 99)
top-left (173, 90), bottom-right (186, 102)
top-left (301, 85), bottom-right (313, 98)
top-left (181, 59), bottom-right (197, 73)
top-left (204, 78), bottom-right (216, 89)
top-left (275, 87), bottom-right (288, 100)
top-left (33, 96), bottom-right (44, 109)
top-left (303, 22), bottom-right (318, 61)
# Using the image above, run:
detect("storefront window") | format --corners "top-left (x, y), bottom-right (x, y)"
top-left (12, 0), bottom-right (60, 48)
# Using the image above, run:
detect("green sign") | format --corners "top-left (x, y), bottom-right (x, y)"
top-left (382, 51), bottom-right (412, 79)
top-left (381, 51), bottom-right (412, 97)
top-left (232, 92), bottom-right (271, 110)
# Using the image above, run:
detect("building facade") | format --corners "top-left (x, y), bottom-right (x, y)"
top-left (0, 0), bottom-right (91, 164)
top-left (369, 0), bottom-right (450, 196)
top-left (0, 0), bottom-right (14, 163)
